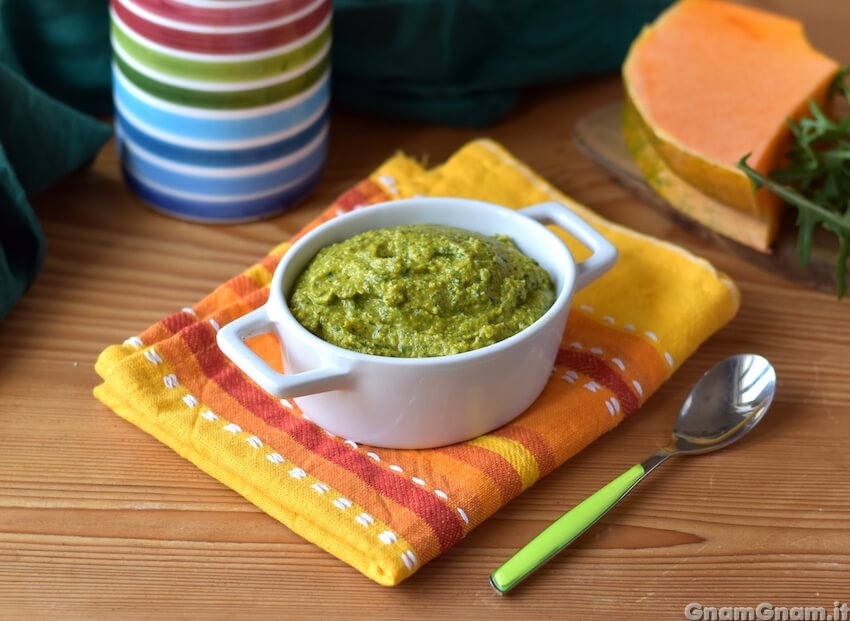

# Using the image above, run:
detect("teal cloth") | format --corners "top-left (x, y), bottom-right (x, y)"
top-left (0, 0), bottom-right (112, 318)
top-left (332, 0), bottom-right (673, 126)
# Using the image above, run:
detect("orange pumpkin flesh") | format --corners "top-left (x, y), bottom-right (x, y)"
top-left (623, 0), bottom-right (840, 251)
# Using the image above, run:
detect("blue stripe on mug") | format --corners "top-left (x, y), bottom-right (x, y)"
top-left (117, 125), bottom-right (327, 196)
top-left (123, 165), bottom-right (323, 222)
top-left (112, 63), bottom-right (331, 143)
top-left (115, 107), bottom-right (329, 167)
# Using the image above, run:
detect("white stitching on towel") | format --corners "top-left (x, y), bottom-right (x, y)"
top-left (378, 531), bottom-right (398, 545)
top-left (124, 336), bottom-right (144, 349)
top-left (144, 349), bottom-right (163, 365)
top-left (288, 467), bottom-right (307, 480)
top-left (201, 410), bottom-right (219, 421)
top-left (333, 497), bottom-right (353, 510)
top-left (148, 362), bottom-right (418, 572)
top-left (632, 380), bottom-right (644, 397)
top-left (584, 381), bottom-right (601, 393)
top-left (401, 549), bottom-right (417, 570)
top-left (572, 305), bottom-right (675, 369)
top-left (335, 440), bottom-right (473, 527)
top-left (311, 482), bottom-right (330, 494)
top-left (378, 174), bottom-right (399, 195)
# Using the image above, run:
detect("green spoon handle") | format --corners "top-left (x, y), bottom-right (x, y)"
top-left (490, 452), bottom-right (670, 595)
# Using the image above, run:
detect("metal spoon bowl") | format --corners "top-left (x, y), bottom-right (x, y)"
top-left (490, 353), bottom-right (777, 594)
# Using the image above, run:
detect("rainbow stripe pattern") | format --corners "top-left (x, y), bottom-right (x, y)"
top-left (94, 140), bottom-right (740, 585)
top-left (110, 0), bottom-right (331, 221)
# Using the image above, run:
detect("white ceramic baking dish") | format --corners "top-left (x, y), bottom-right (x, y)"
top-left (217, 197), bottom-right (617, 448)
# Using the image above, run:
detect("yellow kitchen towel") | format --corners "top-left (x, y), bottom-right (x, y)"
top-left (94, 139), bottom-right (739, 586)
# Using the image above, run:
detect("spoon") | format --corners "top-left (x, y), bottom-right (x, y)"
top-left (489, 353), bottom-right (777, 595)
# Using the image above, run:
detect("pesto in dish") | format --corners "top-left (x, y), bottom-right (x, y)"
top-left (288, 224), bottom-right (556, 357)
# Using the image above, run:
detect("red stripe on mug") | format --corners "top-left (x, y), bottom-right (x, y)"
top-left (129, 0), bottom-right (317, 28)
top-left (112, 0), bottom-right (331, 54)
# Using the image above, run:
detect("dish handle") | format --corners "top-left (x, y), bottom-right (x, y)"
top-left (520, 202), bottom-right (618, 290)
top-left (216, 306), bottom-right (349, 398)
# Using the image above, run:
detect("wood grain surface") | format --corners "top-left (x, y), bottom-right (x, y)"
top-left (2, 2), bottom-right (849, 619)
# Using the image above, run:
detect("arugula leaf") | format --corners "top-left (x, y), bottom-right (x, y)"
top-left (737, 67), bottom-right (850, 298)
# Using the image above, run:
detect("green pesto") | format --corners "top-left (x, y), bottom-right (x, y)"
top-left (288, 224), bottom-right (556, 358)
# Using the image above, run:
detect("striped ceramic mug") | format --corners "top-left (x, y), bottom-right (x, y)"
top-left (110, 0), bottom-right (331, 222)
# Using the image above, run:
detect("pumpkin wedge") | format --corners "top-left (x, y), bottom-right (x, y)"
top-left (623, 0), bottom-right (840, 251)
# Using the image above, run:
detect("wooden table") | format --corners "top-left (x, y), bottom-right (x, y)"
top-left (2, 2), bottom-right (848, 618)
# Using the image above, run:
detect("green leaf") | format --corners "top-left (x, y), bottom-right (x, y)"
top-left (736, 66), bottom-right (850, 298)
top-left (737, 154), bottom-right (850, 297)
top-left (828, 65), bottom-right (850, 101)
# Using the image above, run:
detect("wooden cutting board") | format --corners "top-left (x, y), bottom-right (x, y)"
top-left (573, 101), bottom-right (840, 295)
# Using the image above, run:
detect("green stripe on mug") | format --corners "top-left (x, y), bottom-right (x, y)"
top-left (111, 16), bottom-right (331, 84)
top-left (114, 52), bottom-right (329, 109)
